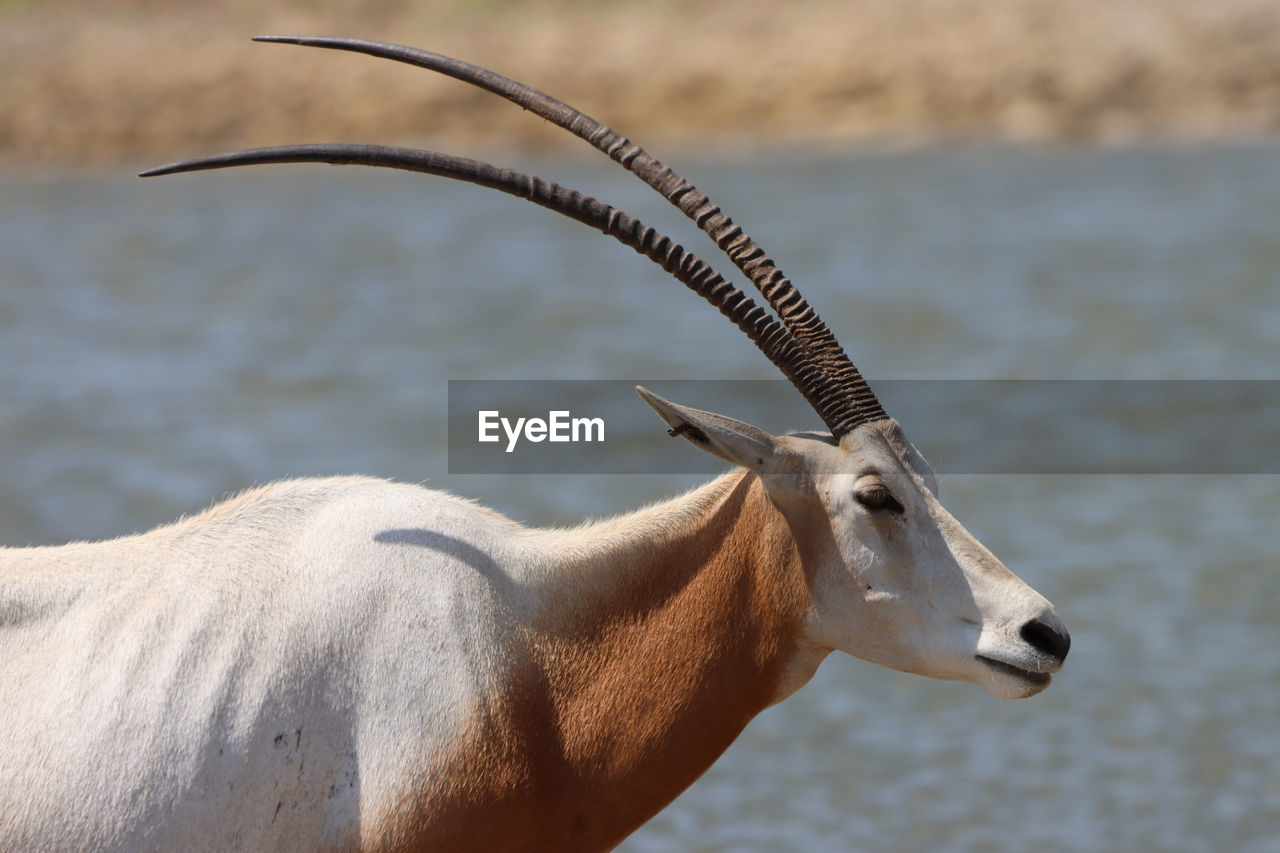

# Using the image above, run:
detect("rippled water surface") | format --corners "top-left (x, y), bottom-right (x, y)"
top-left (3, 146), bottom-right (1278, 851)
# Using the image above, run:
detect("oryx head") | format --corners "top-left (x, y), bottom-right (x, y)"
top-left (142, 36), bottom-right (1068, 698)
top-left (637, 390), bottom-right (1068, 700)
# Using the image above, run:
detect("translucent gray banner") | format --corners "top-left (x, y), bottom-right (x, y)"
top-left (447, 380), bottom-right (1280, 474)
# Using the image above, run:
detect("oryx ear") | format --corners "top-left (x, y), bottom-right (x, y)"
top-left (635, 386), bottom-right (780, 474)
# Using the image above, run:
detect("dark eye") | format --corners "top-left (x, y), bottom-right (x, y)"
top-left (856, 485), bottom-right (905, 515)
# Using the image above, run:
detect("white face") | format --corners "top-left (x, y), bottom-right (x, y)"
top-left (772, 421), bottom-right (1070, 700)
top-left (637, 388), bottom-right (1070, 700)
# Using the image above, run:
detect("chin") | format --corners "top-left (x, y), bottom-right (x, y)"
top-left (977, 656), bottom-right (1054, 699)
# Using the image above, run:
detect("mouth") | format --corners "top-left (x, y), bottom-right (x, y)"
top-left (977, 655), bottom-right (1053, 689)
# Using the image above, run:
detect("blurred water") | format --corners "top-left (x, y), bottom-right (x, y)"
top-left (2, 145), bottom-right (1278, 851)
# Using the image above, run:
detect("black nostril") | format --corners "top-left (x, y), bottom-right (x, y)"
top-left (1020, 618), bottom-right (1071, 662)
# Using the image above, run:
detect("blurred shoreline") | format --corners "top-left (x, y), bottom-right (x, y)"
top-left (4, 0), bottom-right (1280, 169)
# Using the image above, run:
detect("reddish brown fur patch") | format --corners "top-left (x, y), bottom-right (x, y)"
top-left (367, 472), bottom-right (832, 852)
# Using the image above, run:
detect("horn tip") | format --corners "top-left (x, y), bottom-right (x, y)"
top-left (253, 35), bottom-right (310, 45)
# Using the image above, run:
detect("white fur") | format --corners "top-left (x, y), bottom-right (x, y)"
top-left (2, 478), bottom-right (515, 848)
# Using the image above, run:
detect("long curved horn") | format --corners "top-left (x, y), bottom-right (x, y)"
top-left (252, 36), bottom-right (888, 433)
top-left (141, 144), bottom-right (854, 432)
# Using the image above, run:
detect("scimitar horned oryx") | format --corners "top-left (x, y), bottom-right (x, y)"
top-left (1, 37), bottom-right (1069, 852)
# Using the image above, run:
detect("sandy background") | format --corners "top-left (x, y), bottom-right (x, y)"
top-left (3, 0), bottom-right (1280, 169)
